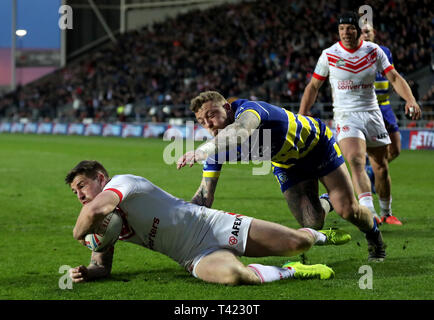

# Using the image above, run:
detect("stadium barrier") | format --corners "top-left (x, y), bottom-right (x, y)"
top-left (0, 121), bottom-right (212, 141)
top-left (0, 121), bottom-right (433, 150)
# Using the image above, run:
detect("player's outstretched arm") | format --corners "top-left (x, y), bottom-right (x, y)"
top-left (177, 111), bottom-right (260, 169)
top-left (69, 247), bottom-right (114, 283)
top-left (73, 190), bottom-right (120, 240)
top-left (386, 69), bottom-right (422, 120)
top-left (298, 77), bottom-right (324, 115)
top-left (191, 176), bottom-right (219, 207)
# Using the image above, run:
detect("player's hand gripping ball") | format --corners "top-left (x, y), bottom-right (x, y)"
top-left (405, 107), bottom-right (415, 119)
top-left (84, 211), bottom-right (122, 252)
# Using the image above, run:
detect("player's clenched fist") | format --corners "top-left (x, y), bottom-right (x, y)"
top-left (69, 265), bottom-right (89, 283)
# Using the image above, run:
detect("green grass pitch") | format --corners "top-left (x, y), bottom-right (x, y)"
top-left (0, 133), bottom-right (433, 300)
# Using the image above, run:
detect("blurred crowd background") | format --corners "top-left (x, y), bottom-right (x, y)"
top-left (0, 0), bottom-right (432, 126)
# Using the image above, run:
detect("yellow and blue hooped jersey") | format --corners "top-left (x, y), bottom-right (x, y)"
top-left (202, 99), bottom-right (333, 177)
top-left (375, 46), bottom-right (393, 105)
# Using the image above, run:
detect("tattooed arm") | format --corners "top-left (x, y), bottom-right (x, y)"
top-left (177, 111), bottom-right (261, 169)
top-left (69, 247), bottom-right (114, 283)
top-left (191, 176), bottom-right (219, 208)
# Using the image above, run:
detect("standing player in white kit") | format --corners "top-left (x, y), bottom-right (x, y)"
top-left (66, 161), bottom-right (348, 285)
top-left (299, 12), bottom-right (421, 238)
top-left (360, 22), bottom-right (404, 225)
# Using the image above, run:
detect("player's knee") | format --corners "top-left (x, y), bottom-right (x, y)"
top-left (348, 156), bottom-right (365, 172)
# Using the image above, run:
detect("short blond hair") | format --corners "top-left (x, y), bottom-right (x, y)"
top-left (190, 91), bottom-right (226, 112)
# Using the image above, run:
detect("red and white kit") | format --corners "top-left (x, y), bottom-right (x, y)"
top-left (103, 174), bottom-right (252, 276)
top-left (313, 40), bottom-right (394, 146)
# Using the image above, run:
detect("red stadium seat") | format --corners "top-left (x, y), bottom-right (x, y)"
top-left (406, 121), bottom-right (417, 128)
top-left (425, 120), bottom-right (434, 129)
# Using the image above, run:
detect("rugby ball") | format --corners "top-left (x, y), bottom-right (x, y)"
top-left (84, 211), bottom-right (123, 252)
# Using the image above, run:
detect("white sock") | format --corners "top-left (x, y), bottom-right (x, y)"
top-left (358, 192), bottom-right (378, 216)
top-left (247, 264), bottom-right (295, 283)
top-left (300, 228), bottom-right (327, 245)
top-left (379, 197), bottom-right (392, 216)
top-left (319, 198), bottom-right (331, 215)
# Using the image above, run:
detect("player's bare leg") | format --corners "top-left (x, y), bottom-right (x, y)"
top-left (320, 164), bottom-right (373, 232)
top-left (194, 220), bottom-right (334, 285)
top-left (244, 219), bottom-right (315, 257)
top-left (321, 164), bottom-right (386, 261)
top-left (194, 249), bottom-right (261, 285)
top-left (194, 220), bottom-right (314, 285)
top-left (387, 131), bottom-right (401, 162)
top-left (283, 179), bottom-right (325, 229)
top-left (338, 137), bottom-right (378, 216)
top-left (338, 138), bottom-right (371, 195)
top-left (368, 145), bottom-right (401, 225)
top-left (367, 146), bottom-right (391, 200)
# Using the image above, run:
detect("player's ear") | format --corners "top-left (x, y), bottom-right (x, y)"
top-left (96, 171), bottom-right (107, 186)
top-left (223, 102), bottom-right (231, 112)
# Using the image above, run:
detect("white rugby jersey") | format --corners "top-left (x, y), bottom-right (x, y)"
top-left (313, 40), bottom-right (394, 112)
top-left (102, 174), bottom-right (212, 263)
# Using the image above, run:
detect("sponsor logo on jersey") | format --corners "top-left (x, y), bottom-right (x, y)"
top-left (366, 50), bottom-right (378, 64)
top-left (336, 58), bottom-right (346, 67)
top-left (228, 213), bottom-right (244, 245)
top-left (372, 132), bottom-right (389, 141)
top-left (147, 217), bottom-right (160, 250)
top-left (338, 80), bottom-right (373, 90)
top-left (277, 172), bottom-right (288, 184)
top-left (228, 236), bottom-right (238, 245)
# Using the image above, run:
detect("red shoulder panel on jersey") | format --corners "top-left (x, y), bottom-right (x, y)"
top-left (313, 73), bottom-right (327, 81)
top-left (105, 188), bottom-right (123, 203)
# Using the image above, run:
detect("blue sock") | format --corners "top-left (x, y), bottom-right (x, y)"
top-left (371, 217), bottom-right (379, 233)
top-left (365, 164), bottom-right (376, 194)
top-left (364, 217), bottom-right (379, 236)
top-left (365, 154), bottom-right (371, 166)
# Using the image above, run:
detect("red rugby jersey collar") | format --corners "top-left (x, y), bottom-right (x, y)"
top-left (339, 40), bottom-right (363, 53)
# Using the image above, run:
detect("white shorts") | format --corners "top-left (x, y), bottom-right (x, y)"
top-left (334, 110), bottom-right (391, 148)
top-left (178, 209), bottom-right (252, 278)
